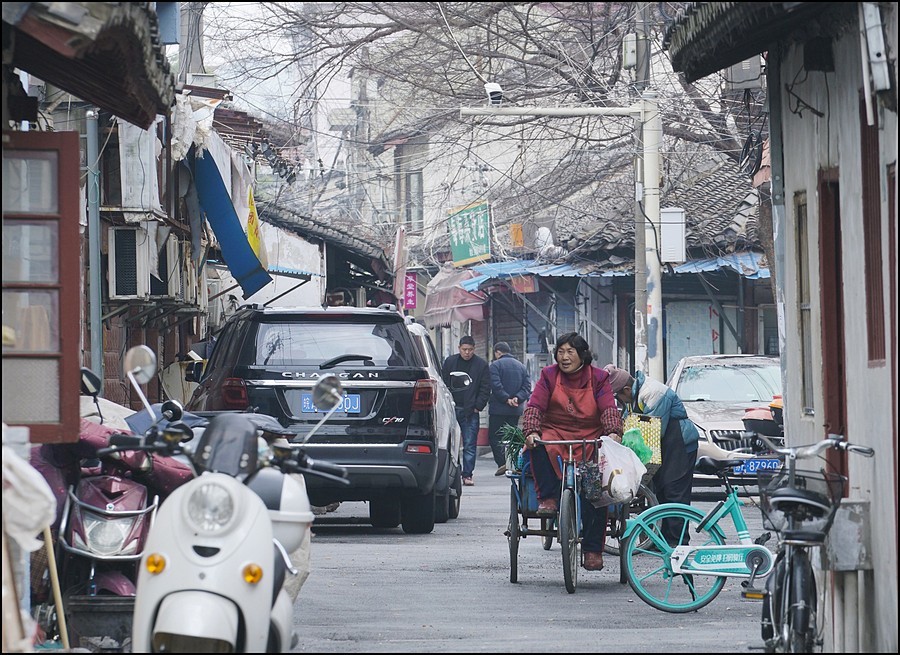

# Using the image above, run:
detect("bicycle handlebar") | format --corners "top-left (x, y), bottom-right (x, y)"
top-left (756, 433), bottom-right (875, 459)
top-left (533, 437), bottom-right (603, 446)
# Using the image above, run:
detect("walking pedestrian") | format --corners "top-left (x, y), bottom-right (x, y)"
top-left (488, 342), bottom-right (531, 476)
top-left (441, 336), bottom-right (490, 486)
top-left (603, 365), bottom-right (699, 546)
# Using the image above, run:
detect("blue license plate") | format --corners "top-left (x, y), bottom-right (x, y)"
top-left (732, 458), bottom-right (781, 475)
top-left (299, 393), bottom-right (361, 414)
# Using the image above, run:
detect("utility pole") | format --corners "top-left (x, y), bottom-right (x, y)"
top-left (460, 99), bottom-right (665, 380)
top-left (633, 2), bottom-right (650, 377)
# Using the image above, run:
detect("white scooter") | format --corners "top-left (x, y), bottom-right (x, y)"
top-left (98, 346), bottom-right (349, 652)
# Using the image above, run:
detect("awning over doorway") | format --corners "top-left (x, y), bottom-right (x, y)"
top-left (423, 265), bottom-right (488, 328)
top-left (193, 151), bottom-right (273, 299)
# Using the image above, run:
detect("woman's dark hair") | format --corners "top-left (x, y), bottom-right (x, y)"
top-left (553, 332), bottom-right (593, 366)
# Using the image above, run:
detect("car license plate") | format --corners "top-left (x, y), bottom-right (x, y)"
top-left (732, 458), bottom-right (781, 475)
top-left (299, 393), bottom-right (361, 414)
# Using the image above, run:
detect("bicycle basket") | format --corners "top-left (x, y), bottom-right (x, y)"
top-left (757, 468), bottom-right (845, 535)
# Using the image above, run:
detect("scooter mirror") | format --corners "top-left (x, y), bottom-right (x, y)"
top-left (80, 367), bottom-right (102, 396)
top-left (160, 399), bottom-right (184, 422)
top-left (312, 374), bottom-right (343, 410)
top-left (124, 345), bottom-right (157, 384)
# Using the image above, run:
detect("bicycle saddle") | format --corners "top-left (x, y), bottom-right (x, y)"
top-left (694, 456), bottom-right (746, 476)
top-left (768, 487), bottom-right (830, 517)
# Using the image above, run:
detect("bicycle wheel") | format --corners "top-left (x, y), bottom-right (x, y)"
top-left (508, 486), bottom-right (519, 583)
top-left (623, 504), bottom-right (726, 612)
top-left (605, 484), bottom-right (659, 556)
top-left (559, 488), bottom-right (578, 594)
top-left (541, 518), bottom-right (554, 550)
top-left (787, 550), bottom-right (816, 653)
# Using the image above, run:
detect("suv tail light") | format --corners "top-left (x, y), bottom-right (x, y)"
top-left (411, 379), bottom-right (436, 411)
top-left (221, 378), bottom-right (249, 409)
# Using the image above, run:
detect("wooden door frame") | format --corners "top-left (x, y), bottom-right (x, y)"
top-left (816, 168), bottom-right (848, 476)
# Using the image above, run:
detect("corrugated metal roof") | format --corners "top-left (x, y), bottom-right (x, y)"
top-left (458, 251), bottom-right (769, 290)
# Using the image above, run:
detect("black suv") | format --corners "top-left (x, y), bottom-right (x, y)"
top-left (186, 305), bottom-right (446, 533)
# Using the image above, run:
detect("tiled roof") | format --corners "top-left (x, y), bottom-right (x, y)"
top-left (663, 2), bottom-right (842, 83)
top-left (258, 198), bottom-right (392, 273)
top-left (5, 2), bottom-right (174, 129)
top-left (565, 162), bottom-right (759, 264)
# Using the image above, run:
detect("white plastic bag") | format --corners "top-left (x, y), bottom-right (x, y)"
top-left (1, 442), bottom-right (57, 551)
top-left (590, 435), bottom-right (648, 508)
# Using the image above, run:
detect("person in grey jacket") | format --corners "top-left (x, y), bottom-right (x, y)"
top-left (488, 342), bottom-right (532, 475)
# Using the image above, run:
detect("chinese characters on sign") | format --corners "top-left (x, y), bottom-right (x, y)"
top-left (448, 201), bottom-right (491, 266)
top-left (404, 272), bottom-right (417, 309)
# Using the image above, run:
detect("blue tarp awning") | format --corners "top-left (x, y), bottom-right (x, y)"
top-left (194, 152), bottom-right (272, 299)
top-left (458, 251), bottom-right (769, 291)
top-left (671, 252), bottom-right (770, 279)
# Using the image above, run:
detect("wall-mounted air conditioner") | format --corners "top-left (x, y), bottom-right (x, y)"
top-left (164, 236), bottom-right (183, 300)
top-left (108, 226), bottom-right (152, 299)
top-left (109, 227), bottom-right (193, 301)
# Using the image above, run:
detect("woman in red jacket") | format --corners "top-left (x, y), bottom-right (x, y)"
top-left (522, 332), bottom-right (622, 571)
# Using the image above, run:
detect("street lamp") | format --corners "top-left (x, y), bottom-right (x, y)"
top-left (460, 91), bottom-right (664, 381)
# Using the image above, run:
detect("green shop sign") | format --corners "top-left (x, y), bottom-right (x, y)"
top-left (449, 201), bottom-right (491, 266)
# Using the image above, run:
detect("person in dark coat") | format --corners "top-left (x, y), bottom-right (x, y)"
top-left (488, 342), bottom-right (531, 476)
top-left (441, 336), bottom-right (490, 485)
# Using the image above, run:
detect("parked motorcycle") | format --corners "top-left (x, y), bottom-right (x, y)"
top-left (31, 364), bottom-right (195, 651)
top-left (98, 345), bottom-right (350, 652)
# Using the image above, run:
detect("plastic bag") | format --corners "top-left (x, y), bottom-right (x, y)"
top-left (623, 413), bottom-right (662, 465)
top-left (587, 435), bottom-right (648, 508)
top-left (622, 427), bottom-right (653, 464)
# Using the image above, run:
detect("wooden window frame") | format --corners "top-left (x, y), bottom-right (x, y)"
top-left (2, 131), bottom-right (81, 443)
top-left (859, 97), bottom-right (886, 363)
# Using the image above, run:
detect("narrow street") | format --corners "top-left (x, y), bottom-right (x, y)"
top-left (293, 452), bottom-right (764, 653)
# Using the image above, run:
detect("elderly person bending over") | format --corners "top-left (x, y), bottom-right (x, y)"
top-left (604, 365), bottom-right (699, 547)
top-left (522, 332), bottom-right (622, 572)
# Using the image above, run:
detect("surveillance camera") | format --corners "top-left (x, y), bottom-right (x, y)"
top-left (484, 82), bottom-right (503, 107)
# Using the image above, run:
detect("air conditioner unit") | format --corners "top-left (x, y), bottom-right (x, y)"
top-left (179, 241), bottom-right (202, 306)
top-left (207, 280), bottom-right (225, 330)
top-left (108, 226), bottom-right (152, 299)
top-left (165, 237), bottom-right (184, 300)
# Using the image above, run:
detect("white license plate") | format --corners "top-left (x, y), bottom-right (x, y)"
top-left (732, 458), bottom-right (781, 475)
top-left (300, 393), bottom-right (361, 414)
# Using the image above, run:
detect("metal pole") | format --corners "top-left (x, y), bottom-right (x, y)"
top-left (633, 2), bottom-right (650, 374)
top-left (459, 102), bottom-right (648, 372)
top-left (86, 110), bottom-right (103, 379)
top-left (642, 91), bottom-right (664, 382)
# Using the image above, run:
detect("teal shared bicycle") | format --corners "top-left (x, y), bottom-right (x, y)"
top-left (621, 456), bottom-right (776, 612)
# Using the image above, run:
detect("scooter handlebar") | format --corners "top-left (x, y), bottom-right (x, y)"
top-left (304, 456), bottom-right (349, 479)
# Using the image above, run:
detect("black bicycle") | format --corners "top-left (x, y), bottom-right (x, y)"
top-left (743, 433), bottom-right (874, 653)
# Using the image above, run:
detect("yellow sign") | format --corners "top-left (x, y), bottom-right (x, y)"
top-left (509, 223), bottom-right (524, 248)
top-left (246, 187), bottom-right (268, 268)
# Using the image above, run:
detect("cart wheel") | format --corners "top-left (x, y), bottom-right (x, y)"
top-left (508, 486), bottom-right (519, 583)
top-left (559, 488), bottom-right (578, 594)
top-left (541, 518), bottom-right (554, 550)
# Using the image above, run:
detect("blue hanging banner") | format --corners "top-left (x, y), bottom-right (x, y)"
top-left (193, 151), bottom-right (272, 299)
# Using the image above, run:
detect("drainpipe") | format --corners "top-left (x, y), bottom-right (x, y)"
top-left (737, 273), bottom-right (744, 353)
top-left (86, 110), bottom-right (103, 378)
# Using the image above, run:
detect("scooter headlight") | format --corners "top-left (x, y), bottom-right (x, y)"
top-left (76, 511), bottom-right (139, 556)
top-left (186, 482), bottom-right (235, 534)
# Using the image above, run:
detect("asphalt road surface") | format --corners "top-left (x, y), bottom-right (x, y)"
top-left (292, 452), bottom-right (767, 653)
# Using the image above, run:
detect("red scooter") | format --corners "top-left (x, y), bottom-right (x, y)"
top-left (31, 368), bottom-right (195, 651)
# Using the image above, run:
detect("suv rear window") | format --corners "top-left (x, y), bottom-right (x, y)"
top-left (247, 318), bottom-right (423, 368)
